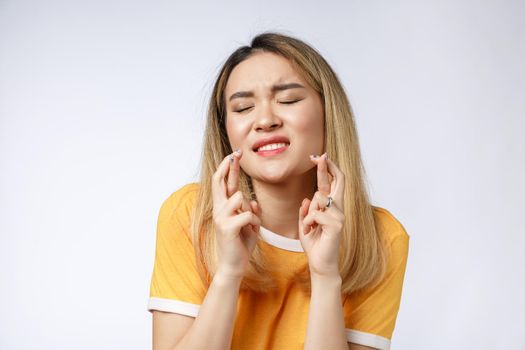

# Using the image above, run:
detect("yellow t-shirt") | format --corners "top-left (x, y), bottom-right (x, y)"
top-left (148, 183), bottom-right (409, 350)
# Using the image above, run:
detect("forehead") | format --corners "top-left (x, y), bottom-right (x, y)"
top-left (225, 52), bottom-right (306, 96)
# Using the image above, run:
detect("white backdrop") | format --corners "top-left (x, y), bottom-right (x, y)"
top-left (1, 0), bottom-right (524, 349)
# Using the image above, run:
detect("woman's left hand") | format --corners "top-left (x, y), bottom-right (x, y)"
top-left (298, 153), bottom-right (346, 278)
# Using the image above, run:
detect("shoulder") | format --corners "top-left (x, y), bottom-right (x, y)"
top-left (163, 183), bottom-right (200, 207)
top-left (158, 183), bottom-right (201, 223)
top-left (371, 206), bottom-right (410, 246)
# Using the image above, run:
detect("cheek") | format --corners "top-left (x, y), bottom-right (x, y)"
top-left (226, 118), bottom-right (251, 146)
top-left (291, 106), bottom-right (324, 141)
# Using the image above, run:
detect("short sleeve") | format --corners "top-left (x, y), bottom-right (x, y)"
top-left (147, 183), bottom-right (207, 317)
top-left (343, 211), bottom-right (410, 350)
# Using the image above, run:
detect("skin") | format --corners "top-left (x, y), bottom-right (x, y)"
top-left (151, 52), bottom-right (377, 350)
top-left (224, 51), bottom-right (325, 239)
top-left (219, 52), bottom-right (373, 349)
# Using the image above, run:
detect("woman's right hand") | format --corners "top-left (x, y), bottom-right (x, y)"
top-left (212, 149), bottom-right (261, 279)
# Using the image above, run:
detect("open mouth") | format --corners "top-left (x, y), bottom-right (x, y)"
top-left (254, 142), bottom-right (290, 156)
top-left (255, 142), bottom-right (289, 152)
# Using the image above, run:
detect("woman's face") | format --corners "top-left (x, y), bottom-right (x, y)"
top-left (224, 51), bottom-right (324, 184)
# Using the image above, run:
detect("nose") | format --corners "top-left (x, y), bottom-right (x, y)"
top-left (253, 102), bottom-right (282, 132)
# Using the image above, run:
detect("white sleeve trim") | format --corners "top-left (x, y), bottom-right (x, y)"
top-left (147, 300), bottom-right (391, 349)
top-left (147, 297), bottom-right (201, 317)
top-left (346, 329), bottom-right (391, 350)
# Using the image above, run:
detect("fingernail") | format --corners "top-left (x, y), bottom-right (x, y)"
top-left (234, 149), bottom-right (241, 155)
top-left (323, 153), bottom-right (328, 159)
top-left (310, 154), bottom-right (319, 159)
top-left (229, 155), bottom-right (234, 162)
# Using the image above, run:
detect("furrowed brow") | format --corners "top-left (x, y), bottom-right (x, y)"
top-left (271, 82), bottom-right (305, 93)
top-left (228, 82), bottom-right (305, 101)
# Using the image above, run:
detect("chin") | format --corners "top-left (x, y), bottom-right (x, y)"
top-left (254, 172), bottom-right (289, 184)
top-left (256, 174), bottom-right (289, 184)
top-left (241, 163), bottom-right (288, 184)
top-left (247, 163), bottom-right (313, 185)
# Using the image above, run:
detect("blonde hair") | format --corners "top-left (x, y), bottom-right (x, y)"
top-left (191, 32), bottom-right (389, 295)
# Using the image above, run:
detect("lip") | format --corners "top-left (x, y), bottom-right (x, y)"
top-left (252, 135), bottom-right (290, 152)
top-left (256, 144), bottom-right (289, 157)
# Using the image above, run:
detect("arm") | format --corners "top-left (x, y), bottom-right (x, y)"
top-left (152, 272), bottom-right (242, 350)
top-left (304, 274), bottom-right (347, 350)
top-left (152, 150), bottom-right (260, 350)
top-left (301, 155), bottom-right (378, 350)
top-left (305, 274), bottom-right (379, 350)
top-left (304, 277), bottom-right (375, 350)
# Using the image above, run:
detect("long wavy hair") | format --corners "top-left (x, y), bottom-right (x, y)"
top-left (191, 32), bottom-right (389, 295)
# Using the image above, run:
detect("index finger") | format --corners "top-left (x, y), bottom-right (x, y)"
top-left (311, 153), bottom-right (330, 195)
top-left (227, 149), bottom-right (242, 197)
top-left (212, 152), bottom-right (236, 206)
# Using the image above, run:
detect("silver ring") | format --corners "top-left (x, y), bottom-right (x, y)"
top-left (326, 196), bottom-right (333, 208)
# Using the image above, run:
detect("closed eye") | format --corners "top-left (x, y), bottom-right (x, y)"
top-left (280, 99), bottom-right (303, 104)
top-left (234, 106), bottom-right (254, 113)
top-left (234, 99), bottom-right (303, 113)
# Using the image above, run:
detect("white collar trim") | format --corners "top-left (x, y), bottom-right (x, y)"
top-left (259, 226), bottom-right (304, 252)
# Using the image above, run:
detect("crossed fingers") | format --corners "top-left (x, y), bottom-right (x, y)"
top-left (211, 149), bottom-right (259, 224)
top-left (300, 153), bottom-right (345, 235)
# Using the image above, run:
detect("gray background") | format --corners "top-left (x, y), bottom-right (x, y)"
top-left (1, 0), bottom-right (524, 349)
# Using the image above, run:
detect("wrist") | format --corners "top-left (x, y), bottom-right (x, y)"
top-left (310, 271), bottom-right (342, 286)
top-left (214, 266), bottom-right (245, 285)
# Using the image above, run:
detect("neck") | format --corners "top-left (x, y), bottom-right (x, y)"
top-left (252, 169), bottom-right (316, 239)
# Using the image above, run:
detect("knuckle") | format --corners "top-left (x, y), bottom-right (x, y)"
top-left (233, 191), bottom-right (243, 201)
top-left (214, 220), bottom-right (226, 233)
top-left (243, 212), bottom-right (252, 222)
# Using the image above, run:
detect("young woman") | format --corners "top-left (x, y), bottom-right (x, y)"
top-left (148, 32), bottom-right (409, 350)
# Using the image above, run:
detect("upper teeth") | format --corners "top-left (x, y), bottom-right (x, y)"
top-left (257, 143), bottom-right (288, 151)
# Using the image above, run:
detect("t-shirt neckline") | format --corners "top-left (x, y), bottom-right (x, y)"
top-left (259, 226), bottom-right (304, 252)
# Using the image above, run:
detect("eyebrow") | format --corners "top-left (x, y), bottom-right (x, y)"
top-left (228, 82), bottom-right (306, 101)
